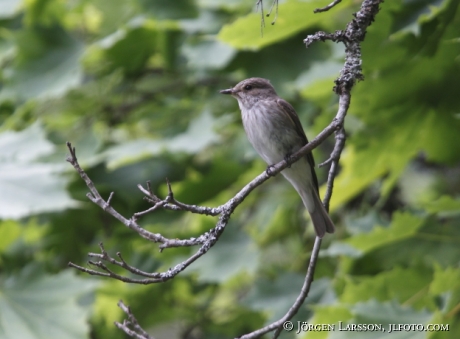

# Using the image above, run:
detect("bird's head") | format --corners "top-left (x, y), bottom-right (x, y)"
top-left (220, 77), bottom-right (278, 110)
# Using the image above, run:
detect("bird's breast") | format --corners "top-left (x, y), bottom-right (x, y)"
top-left (241, 101), bottom-right (301, 165)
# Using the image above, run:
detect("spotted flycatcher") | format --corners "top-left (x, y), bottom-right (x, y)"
top-left (220, 77), bottom-right (335, 238)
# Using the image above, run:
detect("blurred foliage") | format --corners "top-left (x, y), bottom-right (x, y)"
top-left (0, 0), bottom-right (459, 338)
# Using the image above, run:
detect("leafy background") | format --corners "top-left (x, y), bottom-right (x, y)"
top-left (0, 0), bottom-right (459, 338)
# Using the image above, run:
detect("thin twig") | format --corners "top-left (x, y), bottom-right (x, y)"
top-left (321, 126), bottom-right (346, 211)
top-left (314, 0), bottom-right (342, 13)
top-left (136, 183), bottom-right (221, 216)
top-left (238, 237), bottom-right (323, 339)
top-left (266, 0), bottom-right (279, 25)
top-left (256, 0), bottom-right (265, 36)
top-left (115, 300), bottom-right (154, 339)
top-left (104, 192), bottom-right (114, 210)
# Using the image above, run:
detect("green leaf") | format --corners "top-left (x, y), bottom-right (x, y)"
top-left (313, 301), bottom-right (432, 339)
top-left (140, 0), bottom-right (198, 19)
top-left (390, 0), bottom-right (444, 36)
top-left (428, 266), bottom-right (460, 326)
top-left (306, 305), bottom-right (353, 339)
top-left (331, 300), bottom-right (432, 339)
top-left (344, 212), bottom-right (425, 254)
top-left (104, 110), bottom-right (221, 169)
top-left (0, 269), bottom-right (99, 339)
top-left (341, 267), bottom-right (433, 309)
top-left (245, 180), bottom-right (305, 244)
top-left (225, 30), bottom-right (332, 95)
top-left (327, 1), bottom-right (460, 208)
top-left (170, 155), bottom-right (247, 204)
top-left (319, 242), bottom-right (362, 258)
top-left (186, 224), bottom-right (259, 282)
top-left (218, 0), bottom-right (335, 50)
top-left (182, 38), bottom-right (236, 69)
top-left (422, 195), bottom-right (460, 216)
top-left (429, 265), bottom-right (460, 296)
top-left (22, 0), bottom-right (67, 27)
top-left (327, 107), bottom-right (460, 210)
top-left (243, 274), bottom-right (331, 323)
top-left (0, 220), bottom-right (22, 255)
top-left (1, 28), bottom-right (83, 100)
top-left (421, 110), bottom-right (460, 165)
top-left (97, 20), bottom-right (156, 73)
top-left (0, 123), bottom-right (78, 219)
top-left (322, 148), bottom-right (386, 212)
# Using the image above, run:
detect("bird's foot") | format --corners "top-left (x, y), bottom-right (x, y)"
top-left (265, 165), bottom-right (276, 176)
top-left (284, 153), bottom-right (293, 168)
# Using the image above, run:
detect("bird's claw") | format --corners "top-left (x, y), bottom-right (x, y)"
top-left (265, 165), bottom-right (276, 176)
top-left (284, 153), bottom-right (292, 168)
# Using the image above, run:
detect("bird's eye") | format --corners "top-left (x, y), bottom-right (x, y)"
top-left (244, 85), bottom-right (253, 91)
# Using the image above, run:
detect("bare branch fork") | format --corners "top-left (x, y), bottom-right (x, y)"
top-left (66, 0), bottom-right (383, 337)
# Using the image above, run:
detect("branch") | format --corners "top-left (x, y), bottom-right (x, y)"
top-left (305, 0), bottom-right (383, 210)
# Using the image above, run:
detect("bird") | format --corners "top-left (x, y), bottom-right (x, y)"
top-left (220, 77), bottom-right (335, 238)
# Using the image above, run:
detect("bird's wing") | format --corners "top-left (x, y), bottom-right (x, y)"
top-left (276, 98), bottom-right (319, 192)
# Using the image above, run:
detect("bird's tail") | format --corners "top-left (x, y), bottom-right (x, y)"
top-left (301, 188), bottom-right (335, 238)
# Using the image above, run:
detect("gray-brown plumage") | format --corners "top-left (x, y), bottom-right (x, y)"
top-left (220, 77), bottom-right (335, 237)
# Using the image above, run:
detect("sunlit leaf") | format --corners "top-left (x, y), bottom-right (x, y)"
top-left (0, 220), bottom-right (22, 255)
top-left (218, 0), bottom-right (336, 50)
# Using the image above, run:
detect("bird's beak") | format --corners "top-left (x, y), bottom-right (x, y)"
top-left (220, 88), bottom-right (233, 95)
